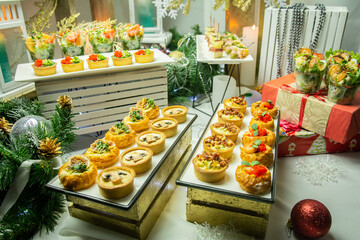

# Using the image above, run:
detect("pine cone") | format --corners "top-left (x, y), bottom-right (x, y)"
top-left (57, 95), bottom-right (73, 109)
top-left (0, 117), bottom-right (13, 135)
top-left (38, 137), bottom-right (62, 159)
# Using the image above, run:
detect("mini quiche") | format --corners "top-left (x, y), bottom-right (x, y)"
top-left (84, 139), bottom-right (120, 168)
top-left (105, 122), bottom-right (137, 148)
top-left (242, 123), bottom-right (275, 146)
top-left (203, 134), bottom-right (235, 160)
top-left (58, 155), bottom-right (97, 191)
top-left (218, 108), bottom-right (244, 127)
top-left (150, 117), bottom-right (178, 137)
top-left (249, 111), bottom-right (274, 130)
top-left (235, 161), bottom-right (271, 195)
top-left (210, 122), bottom-right (240, 143)
top-left (87, 54), bottom-right (109, 69)
top-left (61, 56), bottom-right (84, 72)
top-left (119, 147), bottom-right (153, 174)
top-left (161, 105), bottom-right (188, 123)
top-left (135, 131), bottom-right (166, 154)
top-left (112, 50), bottom-right (133, 66)
top-left (32, 59), bottom-right (56, 76)
top-left (251, 100), bottom-right (278, 118)
top-left (123, 107), bottom-right (150, 132)
top-left (134, 49), bottom-right (154, 63)
top-left (240, 140), bottom-right (273, 168)
top-left (223, 96), bottom-right (248, 114)
top-left (136, 98), bottom-right (160, 120)
top-left (96, 166), bottom-right (135, 199)
top-left (192, 151), bottom-right (229, 183)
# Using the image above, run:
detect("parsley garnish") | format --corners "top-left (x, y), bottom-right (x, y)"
top-left (95, 141), bottom-right (110, 153)
top-left (115, 122), bottom-right (130, 133)
top-left (130, 110), bottom-right (143, 121)
top-left (145, 98), bottom-right (155, 108)
top-left (70, 163), bottom-right (88, 173)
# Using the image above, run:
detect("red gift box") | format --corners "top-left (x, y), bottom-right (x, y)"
top-left (262, 73), bottom-right (360, 144)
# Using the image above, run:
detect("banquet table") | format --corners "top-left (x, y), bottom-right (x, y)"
top-left (33, 151), bottom-right (360, 240)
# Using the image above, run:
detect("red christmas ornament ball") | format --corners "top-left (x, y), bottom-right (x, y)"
top-left (290, 199), bottom-right (332, 239)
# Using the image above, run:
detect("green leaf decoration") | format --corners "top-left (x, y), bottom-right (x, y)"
top-left (267, 100), bottom-right (273, 104)
top-left (241, 161), bottom-right (251, 166)
top-left (251, 123), bottom-right (258, 130)
top-left (251, 161), bottom-right (261, 166)
top-left (253, 130), bottom-right (259, 136)
top-left (254, 139), bottom-right (262, 145)
top-left (252, 144), bottom-right (259, 148)
top-left (262, 111), bottom-right (267, 116)
top-left (240, 93), bottom-right (252, 97)
top-left (96, 141), bottom-right (110, 153)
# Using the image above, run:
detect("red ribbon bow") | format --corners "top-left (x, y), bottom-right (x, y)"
top-left (280, 84), bottom-right (328, 127)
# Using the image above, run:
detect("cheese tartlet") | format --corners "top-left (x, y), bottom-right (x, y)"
top-left (96, 166), bottom-right (135, 199)
top-left (249, 112), bottom-right (274, 130)
top-left (210, 122), bottom-right (240, 143)
top-left (161, 105), bottom-right (188, 123)
top-left (203, 134), bottom-right (235, 160)
top-left (223, 96), bottom-right (248, 114)
top-left (242, 123), bottom-right (275, 146)
top-left (235, 161), bottom-right (271, 195)
top-left (150, 117), bottom-right (178, 137)
top-left (58, 155), bottom-right (97, 191)
top-left (135, 98), bottom-right (160, 120)
top-left (192, 151), bottom-right (229, 183)
top-left (119, 147), bottom-right (153, 174)
top-left (84, 139), bottom-right (119, 168)
top-left (218, 108), bottom-right (244, 127)
top-left (105, 122), bottom-right (137, 148)
top-left (240, 140), bottom-right (273, 167)
top-left (123, 107), bottom-right (150, 132)
top-left (251, 100), bottom-right (278, 118)
top-left (135, 131), bottom-right (166, 154)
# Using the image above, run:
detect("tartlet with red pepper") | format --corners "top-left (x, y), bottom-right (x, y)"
top-left (61, 56), bottom-right (84, 73)
top-left (218, 108), bottom-right (244, 127)
top-left (210, 122), bottom-right (240, 143)
top-left (134, 49), bottom-right (154, 63)
top-left (249, 111), bottom-right (274, 130)
top-left (203, 134), bottom-right (235, 160)
top-left (87, 54), bottom-right (108, 69)
top-left (240, 140), bottom-right (273, 167)
top-left (251, 100), bottom-right (278, 118)
top-left (32, 59), bottom-right (56, 76)
top-left (235, 161), bottom-right (271, 195)
top-left (112, 50), bottom-right (133, 66)
top-left (192, 151), bottom-right (229, 183)
top-left (223, 96), bottom-right (248, 114)
top-left (242, 123), bottom-right (275, 146)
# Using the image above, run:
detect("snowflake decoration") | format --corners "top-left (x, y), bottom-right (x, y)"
top-left (152, 0), bottom-right (184, 19)
top-left (264, 0), bottom-right (287, 8)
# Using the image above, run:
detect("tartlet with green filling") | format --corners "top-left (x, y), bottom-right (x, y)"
top-left (203, 134), bottom-right (235, 160)
top-left (84, 139), bottom-right (120, 168)
top-left (192, 151), bottom-right (229, 183)
top-left (105, 122), bottom-right (136, 148)
top-left (123, 107), bottom-right (150, 132)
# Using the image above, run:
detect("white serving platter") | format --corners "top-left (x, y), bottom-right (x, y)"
top-left (177, 104), bottom-right (280, 203)
top-left (196, 35), bottom-right (254, 64)
top-left (46, 113), bottom-right (197, 209)
top-left (15, 49), bottom-right (174, 82)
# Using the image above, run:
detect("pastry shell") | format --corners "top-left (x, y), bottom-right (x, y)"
top-left (223, 97), bottom-right (248, 114)
top-left (249, 116), bottom-right (274, 130)
top-left (134, 51), bottom-right (154, 63)
top-left (84, 139), bottom-right (120, 168)
top-left (58, 155), bottom-right (97, 191)
top-left (150, 117), bottom-right (178, 138)
top-left (104, 124), bottom-right (137, 148)
top-left (240, 143), bottom-right (273, 168)
top-left (136, 98), bottom-right (160, 119)
top-left (96, 166), bottom-right (135, 199)
top-left (203, 135), bottom-right (235, 160)
top-left (192, 154), bottom-right (228, 183)
top-left (136, 131), bottom-right (166, 155)
top-left (61, 60), bottom-right (84, 73)
top-left (251, 101), bottom-right (278, 118)
top-left (120, 147), bottom-right (153, 174)
top-left (123, 115), bottom-right (150, 132)
top-left (242, 128), bottom-right (276, 146)
top-left (87, 57), bottom-right (109, 69)
top-left (161, 105), bottom-right (188, 123)
top-left (235, 164), bottom-right (271, 194)
top-left (210, 122), bottom-right (240, 143)
top-left (217, 108), bottom-right (244, 127)
top-left (111, 56), bottom-right (133, 66)
top-left (32, 63), bottom-right (57, 76)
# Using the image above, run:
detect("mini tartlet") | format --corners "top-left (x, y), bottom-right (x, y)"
top-left (192, 151), bottom-right (229, 183)
top-left (61, 56), bottom-right (84, 72)
top-left (134, 49), bottom-right (154, 63)
top-left (105, 122), bottom-right (137, 148)
top-left (96, 166), bottom-right (135, 199)
top-left (32, 59), bottom-right (56, 76)
top-left (123, 107), bottom-right (150, 132)
top-left (150, 117), bottom-right (178, 138)
top-left (119, 147), bottom-right (153, 174)
top-left (235, 161), bottom-right (271, 195)
top-left (58, 155), bottom-right (97, 191)
top-left (136, 131), bottom-right (166, 154)
top-left (161, 105), bottom-right (188, 123)
top-left (136, 98), bottom-right (160, 119)
top-left (218, 108), bottom-right (244, 127)
top-left (203, 134), bottom-right (235, 160)
top-left (87, 54), bottom-right (108, 69)
top-left (249, 112), bottom-right (274, 130)
top-left (210, 122), bottom-right (240, 143)
top-left (251, 100), bottom-right (278, 118)
top-left (223, 96), bottom-right (248, 114)
top-left (242, 123), bottom-right (275, 146)
top-left (240, 140), bottom-right (273, 167)
top-left (84, 139), bottom-right (119, 168)
top-left (112, 50), bottom-right (133, 66)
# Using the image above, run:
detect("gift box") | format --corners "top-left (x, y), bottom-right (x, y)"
top-left (262, 73), bottom-right (360, 144)
top-left (278, 121), bottom-right (360, 157)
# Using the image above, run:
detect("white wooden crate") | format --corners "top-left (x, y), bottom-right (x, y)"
top-left (36, 67), bottom-right (168, 135)
top-left (258, 6), bottom-right (348, 85)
